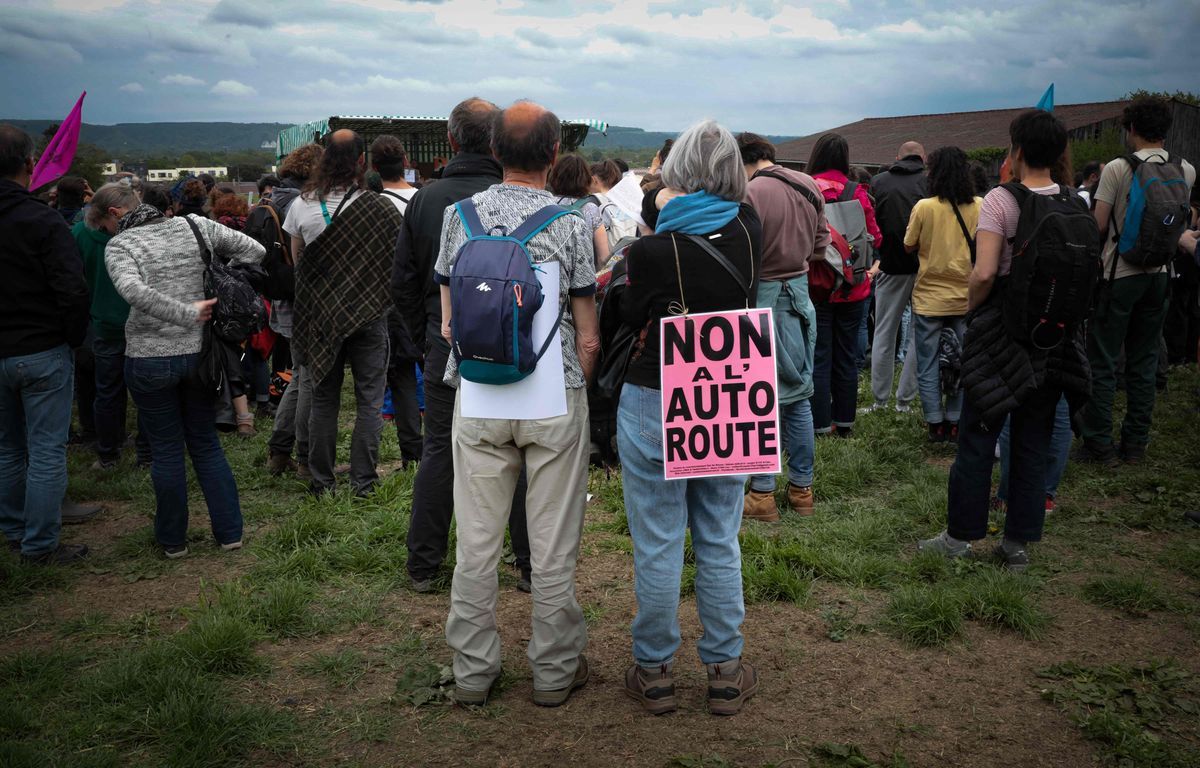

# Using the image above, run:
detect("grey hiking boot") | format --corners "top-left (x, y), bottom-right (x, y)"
top-left (706, 658), bottom-right (759, 716)
top-left (917, 530), bottom-right (971, 560)
top-left (993, 538), bottom-right (1029, 573)
top-left (454, 679), bottom-right (495, 708)
top-left (624, 663), bottom-right (676, 715)
top-left (532, 655), bottom-right (589, 707)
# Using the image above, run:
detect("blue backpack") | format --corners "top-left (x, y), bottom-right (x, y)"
top-left (1111, 153), bottom-right (1190, 271)
top-left (449, 199), bottom-right (576, 385)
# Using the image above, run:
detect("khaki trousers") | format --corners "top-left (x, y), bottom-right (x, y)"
top-left (445, 387), bottom-right (589, 692)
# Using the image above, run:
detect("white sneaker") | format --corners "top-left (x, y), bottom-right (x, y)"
top-left (895, 403), bottom-right (913, 413)
top-left (219, 540), bottom-right (243, 552)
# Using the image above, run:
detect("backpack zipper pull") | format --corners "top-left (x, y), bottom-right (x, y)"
top-left (513, 284), bottom-right (524, 307)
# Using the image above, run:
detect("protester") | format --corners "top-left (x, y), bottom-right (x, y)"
top-left (76, 182), bottom-right (150, 470)
top-left (590, 158), bottom-right (639, 247)
top-left (1077, 161), bottom-right (1102, 208)
top-left (176, 178), bottom-right (207, 217)
top-left (549, 153), bottom-right (611, 267)
top-left (619, 120), bottom-right (762, 716)
top-left (868, 142), bottom-right (926, 411)
top-left (435, 100), bottom-right (598, 708)
top-left (738, 132), bottom-right (826, 522)
top-left (56, 176), bottom-right (88, 224)
top-left (919, 109), bottom-right (1093, 572)
top-left (250, 143), bottom-right (321, 477)
top-left (105, 193), bottom-right (264, 558)
top-left (903, 146), bottom-right (980, 442)
top-left (640, 138), bottom-right (674, 193)
top-left (288, 129), bottom-right (401, 496)
top-left (369, 135), bottom-right (422, 466)
top-left (1078, 97), bottom-right (1196, 466)
top-left (807, 133), bottom-right (880, 436)
top-left (392, 97), bottom-right (534, 595)
top-left (257, 174), bottom-right (281, 198)
top-left (141, 185), bottom-right (173, 216)
top-left (0, 125), bottom-right (94, 564)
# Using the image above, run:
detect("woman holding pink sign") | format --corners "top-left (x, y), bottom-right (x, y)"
top-left (615, 119), bottom-right (763, 717)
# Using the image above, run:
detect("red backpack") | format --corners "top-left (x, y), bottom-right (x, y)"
top-left (809, 227), bottom-right (872, 303)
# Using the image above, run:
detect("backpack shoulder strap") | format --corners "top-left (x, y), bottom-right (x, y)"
top-left (510, 204), bottom-right (575, 246)
top-left (837, 179), bottom-right (859, 203)
top-left (258, 202), bottom-right (291, 265)
top-left (184, 215), bottom-right (212, 267)
top-left (454, 198), bottom-right (486, 238)
top-left (751, 169), bottom-right (824, 213)
top-left (1124, 153), bottom-right (1143, 173)
top-left (683, 233), bottom-right (751, 301)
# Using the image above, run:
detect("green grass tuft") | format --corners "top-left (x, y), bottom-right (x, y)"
top-left (885, 584), bottom-right (964, 646)
top-left (1081, 574), bottom-right (1172, 614)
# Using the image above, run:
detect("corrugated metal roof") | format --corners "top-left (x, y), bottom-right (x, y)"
top-left (775, 101), bottom-right (1131, 166)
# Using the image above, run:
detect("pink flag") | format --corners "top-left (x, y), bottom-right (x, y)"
top-left (30, 91), bottom-right (86, 191)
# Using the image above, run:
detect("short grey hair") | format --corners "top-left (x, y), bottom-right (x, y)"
top-left (85, 182), bottom-right (140, 230)
top-left (660, 119), bottom-right (746, 202)
top-left (448, 96), bottom-right (500, 155)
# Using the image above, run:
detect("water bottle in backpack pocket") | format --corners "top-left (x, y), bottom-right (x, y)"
top-left (1000, 184), bottom-right (1102, 350)
top-left (448, 200), bottom-right (575, 385)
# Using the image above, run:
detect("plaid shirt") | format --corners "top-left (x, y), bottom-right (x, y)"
top-left (294, 191), bottom-right (402, 383)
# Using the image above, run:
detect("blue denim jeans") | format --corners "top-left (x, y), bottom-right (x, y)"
top-left (912, 313), bottom-right (966, 424)
top-left (126, 354), bottom-right (243, 548)
top-left (750, 397), bottom-right (814, 492)
top-left (617, 383), bottom-right (746, 667)
top-left (998, 396), bottom-right (1072, 501)
top-left (813, 300), bottom-right (867, 432)
top-left (0, 344), bottom-right (74, 556)
top-left (93, 336), bottom-right (150, 464)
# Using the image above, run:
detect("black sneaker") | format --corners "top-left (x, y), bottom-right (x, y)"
top-left (992, 539), bottom-right (1029, 573)
top-left (21, 543), bottom-right (89, 565)
top-left (1074, 441), bottom-right (1121, 468)
top-left (163, 544), bottom-right (189, 560)
top-left (517, 569), bottom-right (532, 594)
top-left (409, 575), bottom-right (434, 594)
top-left (60, 500), bottom-right (102, 525)
top-left (1119, 442), bottom-right (1146, 465)
top-left (928, 422), bottom-right (947, 443)
top-left (6, 539), bottom-right (20, 553)
top-left (1184, 510), bottom-right (1200, 526)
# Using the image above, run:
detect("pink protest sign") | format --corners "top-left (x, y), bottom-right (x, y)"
top-left (659, 307), bottom-right (781, 480)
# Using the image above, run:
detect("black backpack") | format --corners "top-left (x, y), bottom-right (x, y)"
top-left (185, 215), bottom-right (267, 343)
top-left (248, 198), bottom-right (295, 301)
top-left (999, 183), bottom-right (1102, 349)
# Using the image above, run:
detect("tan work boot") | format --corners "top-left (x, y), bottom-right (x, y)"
top-left (624, 663), bottom-right (676, 715)
top-left (787, 484), bottom-right (814, 516)
top-left (267, 452), bottom-right (297, 477)
top-left (742, 490), bottom-right (780, 523)
top-left (706, 658), bottom-right (760, 716)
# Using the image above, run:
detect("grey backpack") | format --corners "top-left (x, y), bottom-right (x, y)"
top-left (1111, 153), bottom-right (1190, 271)
top-left (823, 180), bottom-right (873, 286)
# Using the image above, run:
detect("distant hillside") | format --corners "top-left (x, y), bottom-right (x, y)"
top-left (583, 125), bottom-right (797, 149)
top-left (1, 119), bottom-right (795, 157)
top-left (3, 120), bottom-right (289, 155)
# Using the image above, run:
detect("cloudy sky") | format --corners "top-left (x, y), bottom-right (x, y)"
top-left (0, 0), bottom-right (1195, 135)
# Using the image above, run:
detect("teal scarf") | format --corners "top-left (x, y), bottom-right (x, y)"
top-left (655, 190), bottom-right (739, 235)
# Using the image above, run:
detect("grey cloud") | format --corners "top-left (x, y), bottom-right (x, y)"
top-left (208, 0), bottom-right (274, 28)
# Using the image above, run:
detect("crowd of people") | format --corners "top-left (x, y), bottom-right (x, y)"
top-left (1, 94), bottom-right (1198, 717)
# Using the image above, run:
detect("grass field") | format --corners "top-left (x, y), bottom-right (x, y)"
top-left (2, 369), bottom-right (1199, 767)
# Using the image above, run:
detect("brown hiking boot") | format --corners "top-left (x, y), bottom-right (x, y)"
top-left (532, 655), bottom-right (590, 707)
top-left (296, 462), bottom-right (312, 479)
top-left (267, 452), bottom-right (297, 477)
top-left (624, 663), bottom-right (676, 715)
top-left (742, 490), bottom-right (780, 523)
top-left (787, 484), bottom-right (814, 516)
top-left (706, 658), bottom-right (759, 716)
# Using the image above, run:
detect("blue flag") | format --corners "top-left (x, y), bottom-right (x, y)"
top-left (1036, 84), bottom-right (1054, 112)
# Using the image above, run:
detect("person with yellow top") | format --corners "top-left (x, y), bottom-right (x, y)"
top-left (903, 146), bottom-right (981, 442)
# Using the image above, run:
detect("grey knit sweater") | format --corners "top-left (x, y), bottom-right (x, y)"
top-left (106, 215), bottom-right (265, 358)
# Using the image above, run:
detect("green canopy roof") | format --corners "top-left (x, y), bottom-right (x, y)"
top-left (277, 116), bottom-right (607, 160)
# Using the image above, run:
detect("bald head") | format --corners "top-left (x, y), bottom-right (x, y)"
top-left (449, 97), bottom-right (500, 154)
top-left (313, 128), bottom-right (365, 194)
top-left (492, 100), bottom-right (560, 173)
top-left (898, 141), bottom-right (925, 161)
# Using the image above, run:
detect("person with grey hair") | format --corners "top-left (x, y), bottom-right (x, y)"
top-left (74, 183), bottom-right (150, 470)
top-left (618, 119), bottom-right (763, 716)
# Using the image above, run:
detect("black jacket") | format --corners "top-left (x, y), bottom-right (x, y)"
top-left (391, 152), bottom-right (502, 356)
top-left (960, 291), bottom-right (1090, 429)
top-left (0, 179), bottom-right (90, 357)
top-left (870, 156), bottom-right (927, 274)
